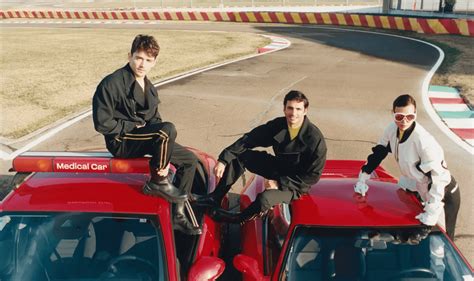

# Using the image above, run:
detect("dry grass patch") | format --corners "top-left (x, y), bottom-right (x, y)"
top-left (0, 28), bottom-right (270, 139)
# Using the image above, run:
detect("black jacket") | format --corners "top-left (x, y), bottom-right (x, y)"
top-left (92, 64), bottom-right (162, 142)
top-left (219, 117), bottom-right (327, 194)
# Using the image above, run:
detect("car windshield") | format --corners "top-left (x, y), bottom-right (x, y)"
top-left (0, 212), bottom-right (167, 281)
top-left (282, 226), bottom-right (473, 281)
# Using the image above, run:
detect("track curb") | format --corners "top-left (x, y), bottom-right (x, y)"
top-left (428, 85), bottom-right (474, 147)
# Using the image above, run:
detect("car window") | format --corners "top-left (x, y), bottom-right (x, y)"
top-left (264, 204), bottom-right (292, 275)
top-left (0, 212), bottom-right (167, 281)
top-left (281, 226), bottom-right (473, 281)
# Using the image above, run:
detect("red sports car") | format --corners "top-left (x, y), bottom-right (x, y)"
top-left (233, 160), bottom-right (473, 281)
top-left (0, 149), bottom-right (225, 281)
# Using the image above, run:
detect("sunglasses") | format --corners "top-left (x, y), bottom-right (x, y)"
top-left (394, 113), bottom-right (416, 122)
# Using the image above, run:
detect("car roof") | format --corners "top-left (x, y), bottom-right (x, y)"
top-left (291, 178), bottom-right (423, 227)
top-left (289, 160), bottom-right (423, 227)
top-left (1, 172), bottom-right (166, 214)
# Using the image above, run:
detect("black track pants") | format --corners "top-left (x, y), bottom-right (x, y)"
top-left (443, 177), bottom-right (460, 240)
top-left (108, 121), bottom-right (197, 193)
top-left (215, 150), bottom-right (295, 213)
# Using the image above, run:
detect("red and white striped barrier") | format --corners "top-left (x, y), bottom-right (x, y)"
top-left (1, 10), bottom-right (473, 37)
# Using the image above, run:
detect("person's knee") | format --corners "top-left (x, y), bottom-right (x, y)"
top-left (185, 151), bottom-right (199, 168)
top-left (161, 122), bottom-right (177, 140)
top-left (256, 192), bottom-right (274, 211)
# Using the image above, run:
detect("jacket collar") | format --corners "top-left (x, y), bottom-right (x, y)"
top-left (121, 64), bottom-right (157, 98)
top-left (273, 116), bottom-right (310, 144)
top-left (397, 122), bottom-right (416, 143)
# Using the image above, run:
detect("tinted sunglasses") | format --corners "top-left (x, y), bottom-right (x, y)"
top-left (394, 113), bottom-right (416, 122)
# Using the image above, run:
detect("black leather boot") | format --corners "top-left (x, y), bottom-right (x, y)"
top-left (209, 208), bottom-right (241, 223)
top-left (191, 187), bottom-right (229, 208)
top-left (143, 164), bottom-right (187, 203)
top-left (174, 202), bottom-right (202, 235)
top-left (191, 193), bottom-right (221, 207)
top-left (210, 202), bottom-right (266, 224)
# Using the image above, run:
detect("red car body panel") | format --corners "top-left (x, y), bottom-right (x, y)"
top-left (1, 149), bottom-right (223, 281)
top-left (293, 179), bottom-right (423, 227)
top-left (237, 160), bottom-right (473, 280)
top-left (1, 173), bottom-right (163, 213)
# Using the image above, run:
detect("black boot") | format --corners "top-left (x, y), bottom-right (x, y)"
top-left (143, 164), bottom-right (187, 203)
top-left (210, 201), bottom-right (267, 224)
top-left (174, 202), bottom-right (202, 235)
top-left (191, 192), bottom-right (222, 208)
top-left (209, 208), bottom-right (241, 223)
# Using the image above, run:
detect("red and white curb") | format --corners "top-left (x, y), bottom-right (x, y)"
top-left (428, 86), bottom-right (474, 147)
top-left (258, 36), bottom-right (291, 53)
top-left (0, 34), bottom-right (290, 160)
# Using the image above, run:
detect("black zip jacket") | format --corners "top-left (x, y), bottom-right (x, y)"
top-left (92, 64), bottom-right (162, 142)
top-left (219, 116), bottom-right (327, 194)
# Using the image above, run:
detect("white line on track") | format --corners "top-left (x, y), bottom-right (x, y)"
top-left (429, 91), bottom-right (460, 98)
top-left (249, 76), bottom-right (308, 128)
top-left (1, 22), bottom-right (471, 156)
top-left (0, 32), bottom-right (290, 160)
top-left (443, 118), bottom-right (474, 128)
top-left (5, 111), bottom-right (92, 160)
top-left (433, 104), bottom-right (471, 112)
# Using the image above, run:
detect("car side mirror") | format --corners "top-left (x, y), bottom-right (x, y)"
top-left (188, 256), bottom-right (225, 281)
top-left (233, 254), bottom-right (269, 281)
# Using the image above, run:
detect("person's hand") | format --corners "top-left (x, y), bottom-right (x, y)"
top-left (214, 161), bottom-right (226, 178)
top-left (415, 202), bottom-right (442, 226)
top-left (354, 172), bottom-right (371, 196)
top-left (264, 179), bottom-right (278, 190)
top-left (157, 163), bottom-right (170, 177)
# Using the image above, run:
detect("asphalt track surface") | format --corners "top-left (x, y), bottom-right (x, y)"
top-left (1, 21), bottom-right (473, 268)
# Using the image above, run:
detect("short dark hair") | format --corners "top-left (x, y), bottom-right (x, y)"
top-left (131, 34), bottom-right (160, 58)
top-left (284, 90), bottom-right (309, 108)
top-left (393, 94), bottom-right (417, 112)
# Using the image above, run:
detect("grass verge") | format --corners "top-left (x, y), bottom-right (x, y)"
top-left (0, 28), bottom-right (270, 139)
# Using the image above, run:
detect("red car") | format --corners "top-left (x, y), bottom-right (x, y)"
top-left (0, 149), bottom-right (225, 281)
top-left (233, 160), bottom-right (473, 281)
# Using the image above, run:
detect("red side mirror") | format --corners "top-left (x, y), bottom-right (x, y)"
top-left (233, 254), bottom-right (269, 281)
top-left (188, 256), bottom-right (225, 281)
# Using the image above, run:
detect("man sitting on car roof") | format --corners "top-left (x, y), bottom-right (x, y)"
top-left (194, 90), bottom-right (327, 223)
top-left (92, 34), bottom-right (200, 235)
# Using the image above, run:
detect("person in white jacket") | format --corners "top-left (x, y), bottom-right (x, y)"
top-left (354, 94), bottom-right (460, 240)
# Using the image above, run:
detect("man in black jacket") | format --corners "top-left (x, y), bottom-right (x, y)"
top-left (92, 34), bottom-right (200, 235)
top-left (195, 90), bottom-right (327, 223)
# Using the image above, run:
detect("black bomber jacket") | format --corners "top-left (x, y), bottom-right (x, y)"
top-left (92, 64), bottom-right (162, 141)
top-left (218, 116), bottom-right (327, 195)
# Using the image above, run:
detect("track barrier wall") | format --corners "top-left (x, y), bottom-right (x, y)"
top-left (1, 9), bottom-right (473, 36)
